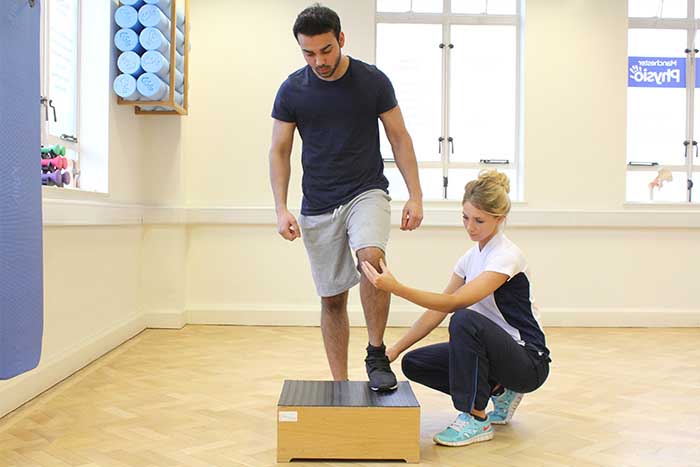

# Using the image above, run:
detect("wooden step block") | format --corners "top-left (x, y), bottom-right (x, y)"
top-left (277, 380), bottom-right (420, 463)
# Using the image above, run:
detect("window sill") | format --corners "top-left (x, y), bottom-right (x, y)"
top-left (42, 196), bottom-right (142, 226)
top-left (42, 185), bottom-right (108, 200)
top-left (623, 201), bottom-right (700, 209)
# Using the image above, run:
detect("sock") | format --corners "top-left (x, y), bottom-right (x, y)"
top-left (472, 413), bottom-right (487, 422)
top-left (491, 385), bottom-right (505, 397)
top-left (367, 342), bottom-right (385, 353)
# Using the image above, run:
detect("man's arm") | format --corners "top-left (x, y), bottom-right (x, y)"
top-left (269, 118), bottom-right (301, 241)
top-left (379, 105), bottom-right (423, 231)
top-left (386, 272), bottom-right (465, 362)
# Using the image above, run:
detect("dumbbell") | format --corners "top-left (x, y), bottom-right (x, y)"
top-left (42, 170), bottom-right (71, 187)
top-left (41, 144), bottom-right (66, 157)
top-left (41, 156), bottom-right (68, 170)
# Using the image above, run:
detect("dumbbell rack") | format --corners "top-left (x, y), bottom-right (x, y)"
top-left (116, 0), bottom-right (190, 115)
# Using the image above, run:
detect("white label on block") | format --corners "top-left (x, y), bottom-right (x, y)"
top-left (279, 411), bottom-right (298, 422)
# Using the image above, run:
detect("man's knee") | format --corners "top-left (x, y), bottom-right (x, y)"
top-left (321, 293), bottom-right (347, 314)
top-left (356, 246), bottom-right (384, 272)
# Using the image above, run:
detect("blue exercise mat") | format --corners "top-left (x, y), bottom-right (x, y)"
top-left (0, 0), bottom-right (44, 380)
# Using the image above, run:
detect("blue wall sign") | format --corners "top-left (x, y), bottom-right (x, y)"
top-left (627, 56), bottom-right (694, 88)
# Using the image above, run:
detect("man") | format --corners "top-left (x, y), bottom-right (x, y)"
top-left (268, 3), bottom-right (423, 391)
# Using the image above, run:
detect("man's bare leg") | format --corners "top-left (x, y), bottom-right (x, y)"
top-left (357, 247), bottom-right (396, 391)
top-left (321, 291), bottom-right (350, 381)
top-left (357, 247), bottom-right (391, 346)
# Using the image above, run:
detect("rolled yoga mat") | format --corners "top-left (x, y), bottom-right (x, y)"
top-left (1, 0), bottom-right (44, 379)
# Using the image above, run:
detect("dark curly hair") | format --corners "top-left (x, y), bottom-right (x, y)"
top-left (293, 4), bottom-right (341, 42)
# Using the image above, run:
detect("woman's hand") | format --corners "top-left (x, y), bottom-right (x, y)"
top-left (361, 258), bottom-right (399, 293)
top-left (386, 345), bottom-right (400, 363)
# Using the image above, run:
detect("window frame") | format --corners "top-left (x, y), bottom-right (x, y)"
top-left (40, 0), bottom-right (81, 181)
top-left (627, 1), bottom-right (700, 203)
top-left (375, 0), bottom-right (523, 201)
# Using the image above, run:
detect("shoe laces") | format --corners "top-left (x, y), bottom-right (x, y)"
top-left (365, 353), bottom-right (391, 373)
top-left (448, 414), bottom-right (477, 434)
top-left (493, 396), bottom-right (509, 412)
top-left (492, 390), bottom-right (516, 412)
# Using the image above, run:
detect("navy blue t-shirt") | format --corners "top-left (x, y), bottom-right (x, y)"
top-left (271, 57), bottom-right (397, 215)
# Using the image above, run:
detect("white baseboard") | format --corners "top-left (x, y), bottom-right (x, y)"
top-left (0, 312), bottom-right (146, 419)
top-left (187, 305), bottom-right (700, 328)
top-left (541, 307), bottom-right (700, 327)
top-left (144, 309), bottom-right (187, 329)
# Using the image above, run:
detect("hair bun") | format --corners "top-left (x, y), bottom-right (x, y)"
top-left (477, 169), bottom-right (510, 194)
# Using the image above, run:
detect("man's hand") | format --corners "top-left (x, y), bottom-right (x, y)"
top-left (276, 209), bottom-right (301, 241)
top-left (400, 198), bottom-right (423, 231)
top-left (361, 258), bottom-right (399, 293)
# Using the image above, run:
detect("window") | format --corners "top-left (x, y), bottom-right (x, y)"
top-left (41, 0), bottom-right (80, 189)
top-left (627, 0), bottom-right (700, 203)
top-left (376, 0), bottom-right (522, 201)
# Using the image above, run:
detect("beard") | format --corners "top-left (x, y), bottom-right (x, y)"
top-left (315, 53), bottom-right (342, 79)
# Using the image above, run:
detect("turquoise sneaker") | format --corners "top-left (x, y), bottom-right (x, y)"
top-left (433, 412), bottom-right (494, 447)
top-left (488, 388), bottom-right (523, 425)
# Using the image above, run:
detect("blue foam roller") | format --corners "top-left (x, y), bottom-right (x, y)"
top-left (139, 105), bottom-right (172, 111)
top-left (121, 0), bottom-right (145, 8)
top-left (136, 72), bottom-right (183, 105)
top-left (144, 0), bottom-right (185, 32)
top-left (113, 74), bottom-right (141, 100)
top-left (139, 27), bottom-right (184, 68)
top-left (138, 5), bottom-right (184, 54)
top-left (140, 50), bottom-right (183, 89)
top-left (0, 0), bottom-right (44, 380)
top-left (114, 28), bottom-right (144, 53)
top-left (118, 51), bottom-right (143, 76)
top-left (114, 5), bottom-right (143, 32)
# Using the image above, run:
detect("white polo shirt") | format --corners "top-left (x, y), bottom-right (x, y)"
top-left (454, 232), bottom-right (548, 355)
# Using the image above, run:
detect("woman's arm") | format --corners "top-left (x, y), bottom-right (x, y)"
top-left (361, 259), bottom-right (509, 313)
top-left (386, 273), bottom-right (464, 362)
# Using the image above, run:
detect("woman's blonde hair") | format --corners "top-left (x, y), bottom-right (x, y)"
top-left (462, 170), bottom-right (511, 217)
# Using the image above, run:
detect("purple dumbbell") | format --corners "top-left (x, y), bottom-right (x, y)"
top-left (42, 170), bottom-right (71, 187)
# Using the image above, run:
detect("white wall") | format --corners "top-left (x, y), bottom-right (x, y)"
top-left (0, 1), bottom-right (185, 418)
top-left (524, 0), bottom-right (628, 209)
top-left (180, 0), bottom-right (700, 327)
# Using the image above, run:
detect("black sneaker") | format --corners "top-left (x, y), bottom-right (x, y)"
top-left (365, 343), bottom-right (398, 392)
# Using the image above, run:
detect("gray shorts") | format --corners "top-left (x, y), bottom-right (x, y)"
top-left (299, 189), bottom-right (392, 297)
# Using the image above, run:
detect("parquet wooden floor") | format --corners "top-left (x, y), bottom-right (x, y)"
top-left (1, 326), bottom-right (699, 467)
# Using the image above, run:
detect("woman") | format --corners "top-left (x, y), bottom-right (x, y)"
top-left (361, 170), bottom-right (550, 447)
